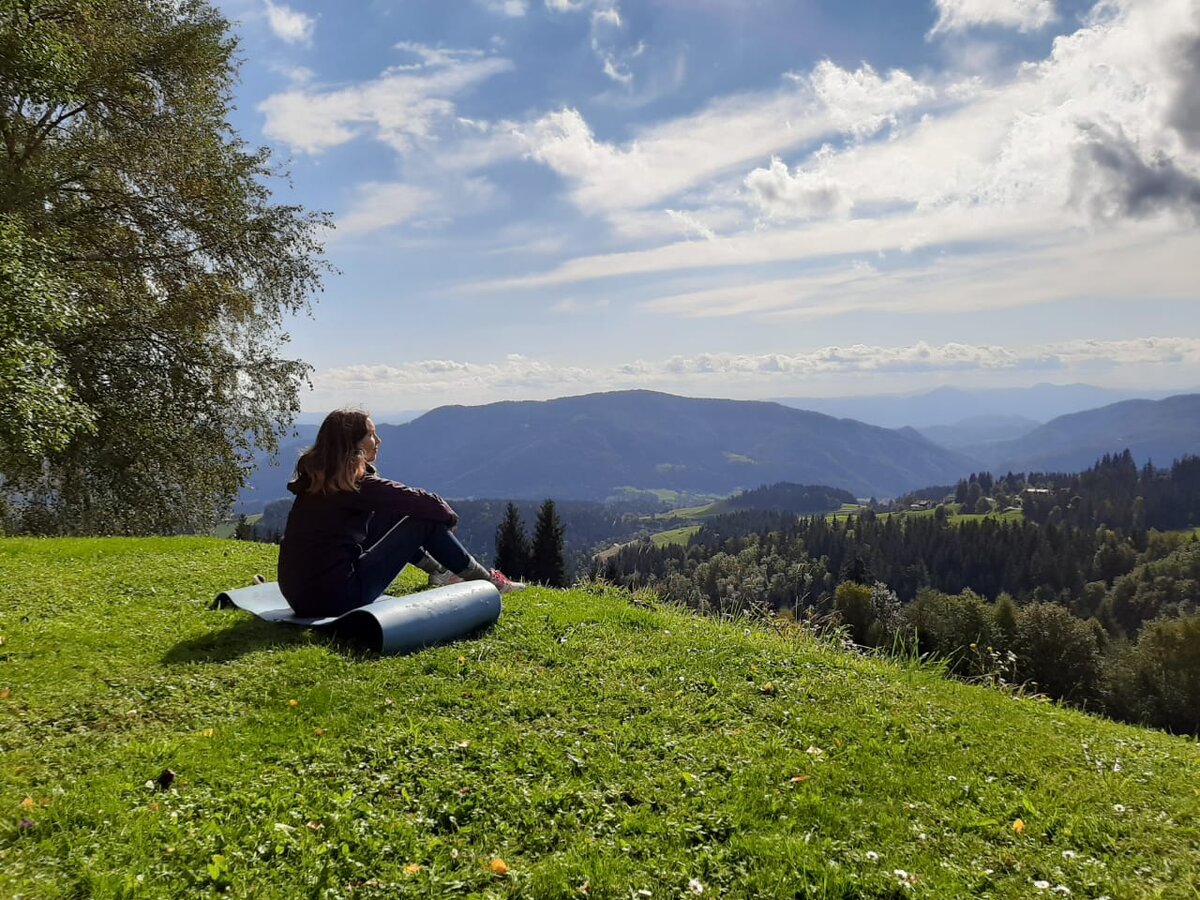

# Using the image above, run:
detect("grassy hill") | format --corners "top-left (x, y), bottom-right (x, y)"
top-left (2, 538), bottom-right (1198, 898)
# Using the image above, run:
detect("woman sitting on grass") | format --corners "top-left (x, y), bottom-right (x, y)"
top-left (277, 408), bottom-right (524, 617)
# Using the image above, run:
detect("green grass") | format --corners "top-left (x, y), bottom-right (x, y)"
top-left (649, 526), bottom-right (701, 548)
top-left (2, 538), bottom-right (1199, 898)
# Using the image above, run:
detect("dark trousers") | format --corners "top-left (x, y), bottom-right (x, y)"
top-left (349, 512), bottom-right (472, 611)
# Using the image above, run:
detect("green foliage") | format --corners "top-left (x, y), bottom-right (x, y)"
top-left (0, 217), bottom-right (94, 461)
top-left (530, 498), bottom-right (567, 586)
top-left (3, 537), bottom-right (1200, 898)
top-left (1105, 614), bottom-right (1200, 734)
top-left (1012, 603), bottom-right (1103, 704)
top-left (832, 581), bottom-right (901, 647)
top-left (0, 0), bottom-right (329, 534)
top-left (1100, 540), bottom-right (1200, 637)
top-left (902, 589), bottom-right (999, 676)
top-left (493, 501), bottom-right (531, 579)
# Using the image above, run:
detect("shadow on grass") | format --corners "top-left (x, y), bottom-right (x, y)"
top-left (162, 616), bottom-right (320, 665)
top-left (163, 611), bottom-right (500, 665)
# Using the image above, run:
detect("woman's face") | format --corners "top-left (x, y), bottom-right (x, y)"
top-left (359, 417), bottom-right (381, 463)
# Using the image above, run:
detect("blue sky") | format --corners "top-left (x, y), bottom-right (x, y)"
top-left (215, 0), bottom-right (1200, 414)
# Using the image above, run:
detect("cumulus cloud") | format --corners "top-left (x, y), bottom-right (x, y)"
top-left (1072, 126), bottom-right (1200, 222)
top-left (744, 154), bottom-right (850, 221)
top-left (309, 338), bottom-right (1200, 407)
top-left (263, 0), bottom-right (314, 45)
top-left (491, 0), bottom-right (1200, 297)
top-left (517, 60), bottom-right (936, 215)
top-left (259, 50), bottom-right (513, 154)
top-left (1167, 32), bottom-right (1200, 149)
top-left (803, 61), bottom-right (935, 138)
top-left (929, 0), bottom-right (1057, 36)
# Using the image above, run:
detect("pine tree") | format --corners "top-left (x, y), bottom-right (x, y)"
top-left (493, 502), bottom-right (531, 579)
top-left (530, 499), bottom-right (567, 587)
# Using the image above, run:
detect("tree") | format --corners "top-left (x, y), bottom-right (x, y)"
top-left (530, 499), bottom-right (567, 587)
top-left (0, 0), bottom-right (329, 534)
top-left (493, 502), bottom-right (531, 580)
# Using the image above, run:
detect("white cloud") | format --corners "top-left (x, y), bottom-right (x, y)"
top-left (478, 204), bottom-right (1069, 291)
top-left (804, 61), bottom-right (935, 138)
top-left (479, 0), bottom-right (529, 15)
top-left (640, 225), bottom-right (1200, 321)
top-left (517, 60), bottom-right (935, 215)
top-left (929, 0), bottom-right (1057, 36)
top-left (744, 154), bottom-right (851, 221)
top-left (489, 0), bottom-right (1200, 300)
top-left (308, 338), bottom-right (1200, 408)
top-left (335, 183), bottom-right (437, 237)
top-left (262, 0), bottom-right (314, 45)
top-left (259, 53), bottom-right (513, 154)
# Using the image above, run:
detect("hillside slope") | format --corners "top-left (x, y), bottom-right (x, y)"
top-left (2, 538), bottom-right (1198, 898)
top-left (984, 393), bottom-right (1200, 473)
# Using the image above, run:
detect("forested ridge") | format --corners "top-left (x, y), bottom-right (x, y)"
top-left (598, 453), bottom-right (1200, 734)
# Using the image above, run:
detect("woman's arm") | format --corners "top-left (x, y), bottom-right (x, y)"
top-left (357, 474), bottom-right (458, 526)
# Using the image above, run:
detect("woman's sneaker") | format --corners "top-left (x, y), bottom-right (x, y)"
top-left (488, 569), bottom-right (527, 594)
top-left (427, 570), bottom-right (461, 587)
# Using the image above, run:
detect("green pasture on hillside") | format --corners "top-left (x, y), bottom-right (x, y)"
top-left (1, 538), bottom-right (1198, 898)
top-left (649, 526), bottom-right (702, 548)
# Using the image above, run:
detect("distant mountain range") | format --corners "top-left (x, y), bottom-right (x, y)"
top-left (978, 394), bottom-right (1200, 474)
top-left (237, 389), bottom-right (1200, 511)
top-left (773, 383), bottom-right (1187, 428)
top-left (239, 391), bottom-right (973, 509)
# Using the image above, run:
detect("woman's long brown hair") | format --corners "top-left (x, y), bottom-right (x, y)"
top-left (295, 409), bottom-right (371, 495)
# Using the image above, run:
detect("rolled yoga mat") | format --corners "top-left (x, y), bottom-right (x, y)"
top-left (213, 580), bottom-right (502, 655)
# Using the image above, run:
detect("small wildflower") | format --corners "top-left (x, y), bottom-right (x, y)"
top-left (1112, 804), bottom-right (1126, 813)
top-left (20, 797), bottom-right (34, 811)
top-left (313, 727), bottom-right (325, 737)
top-left (404, 864), bottom-right (422, 875)
top-left (288, 699), bottom-right (299, 707)
top-left (1033, 880), bottom-right (1051, 890)
top-left (488, 858), bottom-right (509, 876)
top-left (688, 878), bottom-right (705, 894)
top-left (201, 728), bottom-right (214, 738)
top-left (947, 775), bottom-right (957, 782)
top-left (1013, 818), bottom-right (1026, 834)
top-left (1062, 850), bottom-right (1077, 860)
top-left (305, 820), bottom-right (322, 831)
top-left (805, 746), bottom-right (825, 757)
top-left (18, 818), bottom-right (34, 831)
top-left (866, 851), bottom-right (880, 862)
top-left (1052, 887), bottom-right (1072, 895)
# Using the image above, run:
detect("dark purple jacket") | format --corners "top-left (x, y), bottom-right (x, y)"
top-left (276, 465), bottom-right (457, 612)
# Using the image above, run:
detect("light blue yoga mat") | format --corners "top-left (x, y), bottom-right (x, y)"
top-left (213, 580), bottom-right (501, 655)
